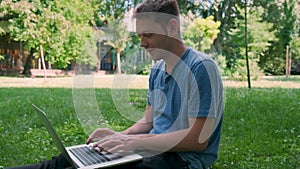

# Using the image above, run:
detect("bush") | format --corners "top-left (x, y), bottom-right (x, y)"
top-left (229, 59), bottom-right (264, 81)
top-left (212, 53), bottom-right (227, 76)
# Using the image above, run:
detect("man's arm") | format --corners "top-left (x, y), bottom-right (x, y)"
top-left (94, 117), bottom-right (215, 153)
top-left (133, 117), bottom-right (215, 152)
top-left (121, 105), bottom-right (153, 134)
top-left (87, 105), bottom-right (153, 145)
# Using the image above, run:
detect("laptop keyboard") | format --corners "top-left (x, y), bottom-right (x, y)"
top-left (69, 146), bottom-right (111, 166)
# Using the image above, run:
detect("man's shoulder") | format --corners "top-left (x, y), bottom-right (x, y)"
top-left (183, 48), bottom-right (216, 71)
top-left (187, 48), bottom-right (213, 62)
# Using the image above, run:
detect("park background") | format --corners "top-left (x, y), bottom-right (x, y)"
top-left (0, 0), bottom-right (300, 168)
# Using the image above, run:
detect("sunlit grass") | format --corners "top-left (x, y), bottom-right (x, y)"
top-left (264, 75), bottom-right (300, 82)
top-left (0, 87), bottom-right (299, 168)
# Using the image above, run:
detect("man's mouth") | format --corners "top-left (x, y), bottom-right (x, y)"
top-left (146, 49), bottom-right (155, 53)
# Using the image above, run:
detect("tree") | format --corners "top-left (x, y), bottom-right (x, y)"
top-left (211, 0), bottom-right (243, 54)
top-left (291, 1), bottom-right (300, 60)
top-left (54, 0), bottom-right (98, 69)
top-left (177, 0), bottom-right (203, 15)
top-left (256, 0), bottom-right (298, 74)
top-left (95, 0), bottom-right (140, 19)
top-left (1, 0), bottom-right (70, 76)
top-left (92, 0), bottom-right (141, 74)
top-left (105, 16), bottom-right (131, 74)
top-left (291, 1), bottom-right (300, 61)
top-left (227, 6), bottom-right (277, 79)
top-left (290, 36), bottom-right (300, 61)
top-left (0, 27), bottom-right (4, 35)
top-left (182, 15), bottom-right (221, 52)
top-left (1, 0), bottom-right (99, 75)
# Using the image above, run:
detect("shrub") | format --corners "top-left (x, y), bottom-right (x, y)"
top-left (229, 59), bottom-right (264, 81)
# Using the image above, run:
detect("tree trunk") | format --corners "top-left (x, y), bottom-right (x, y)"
top-left (22, 48), bottom-right (34, 76)
top-left (198, 36), bottom-right (203, 51)
top-left (40, 44), bottom-right (47, 80)
top-left (116, 51), bottom-right (121, 74)
top-left (97, 42), bottom-right (101, 72)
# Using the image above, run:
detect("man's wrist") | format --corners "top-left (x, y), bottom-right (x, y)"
top-left (120, 130), bottom-right (129, 134)
top-left (132, 136), bottom-right (144, 151)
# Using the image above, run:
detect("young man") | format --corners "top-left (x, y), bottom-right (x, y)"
top-left (9, 0), bottom-right (223, 169)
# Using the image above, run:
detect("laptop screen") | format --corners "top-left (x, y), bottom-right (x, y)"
top-left (32, 104), bottom-right (76, 168)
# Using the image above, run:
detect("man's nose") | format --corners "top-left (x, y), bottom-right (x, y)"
top-left (140, 36), bottom-right (148, 48)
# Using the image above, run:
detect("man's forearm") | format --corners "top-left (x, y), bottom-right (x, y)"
top-left (121, 120), bottom-right (153, 134)
top-left (131, 129), bottom-right (207, 152)
top-left (122, 105), bottom-right (153, 134)
top-left (130, 118), bottom-right (214, 152)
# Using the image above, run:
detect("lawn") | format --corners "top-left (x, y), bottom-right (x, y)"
top-left (0, 87), bottom-right (299, 168)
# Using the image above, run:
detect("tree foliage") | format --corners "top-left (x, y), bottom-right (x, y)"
top-left (94, 0), bottom-right (140, 19)
top-left (0, 0), bottom-right (299, 76)
top-left (257, 0), bottom-right (298, 74)
top-left (183, 15), bottom-right (221, 52)
top-left (104, 16), bottom-right (131, 74)
top-left (0, 0), bottom-right (98, 71)
top-left (227, 6), bottom-right (277, 77)
top-left (53, 0), bottom-right (98, 68)
top-left (247, 7), bottom-right (277, 59)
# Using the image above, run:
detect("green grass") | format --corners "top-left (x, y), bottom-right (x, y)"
top-left (264, 75), bottom-right (300, 82)
top-left (0, 87), bottom-right (299, 168)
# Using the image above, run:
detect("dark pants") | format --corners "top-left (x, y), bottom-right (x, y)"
top-left (8, 152), bottom-right (190, 169)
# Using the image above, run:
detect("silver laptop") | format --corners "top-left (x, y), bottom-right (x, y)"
top-left (32, 104), bottom-right (143, 169)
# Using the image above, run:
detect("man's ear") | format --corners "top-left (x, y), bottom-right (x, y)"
top-left (167, 19), bottom-right (179, 39)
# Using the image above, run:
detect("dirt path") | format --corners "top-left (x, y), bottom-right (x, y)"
top-left (0, 75), bottom-right (299, 89)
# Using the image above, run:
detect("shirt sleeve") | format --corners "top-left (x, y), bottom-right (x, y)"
top-left (188, 60), bottom-right (222, 118)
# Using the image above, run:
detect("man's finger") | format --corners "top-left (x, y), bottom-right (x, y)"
top-left (86, 128), bottom-right (116, 144)
top-left (108, 145), bottom-right (126, 154)
top-left (96, 139), bottom-right (118, 149)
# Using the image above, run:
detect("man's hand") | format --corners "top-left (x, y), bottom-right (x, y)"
top-left (92, 133), bottom-right (137, 154)
top-left (86, 128), bottom-right (116, 145)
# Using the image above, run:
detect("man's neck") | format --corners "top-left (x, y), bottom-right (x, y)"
top-left (164, 42), bottom-right (187, 74)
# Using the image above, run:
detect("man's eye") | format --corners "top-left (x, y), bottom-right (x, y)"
top-left (144, 33), bottom-right (152, 37)
top-left (137, 33), bottom-right (153, 38)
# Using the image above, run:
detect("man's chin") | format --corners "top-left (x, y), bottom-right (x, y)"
top-left (148, 50), bottom-right (163, 61)
top-left (150, 55), bottom-right (161, 61)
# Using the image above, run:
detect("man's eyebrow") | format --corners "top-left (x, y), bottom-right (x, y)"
top-left (137, 30), bottom-right (154, 34)
top-left (136, 32), bottom-right (152, 37)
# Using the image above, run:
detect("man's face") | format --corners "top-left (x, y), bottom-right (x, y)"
top-left (136, 18), bottom-right (171, 61)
